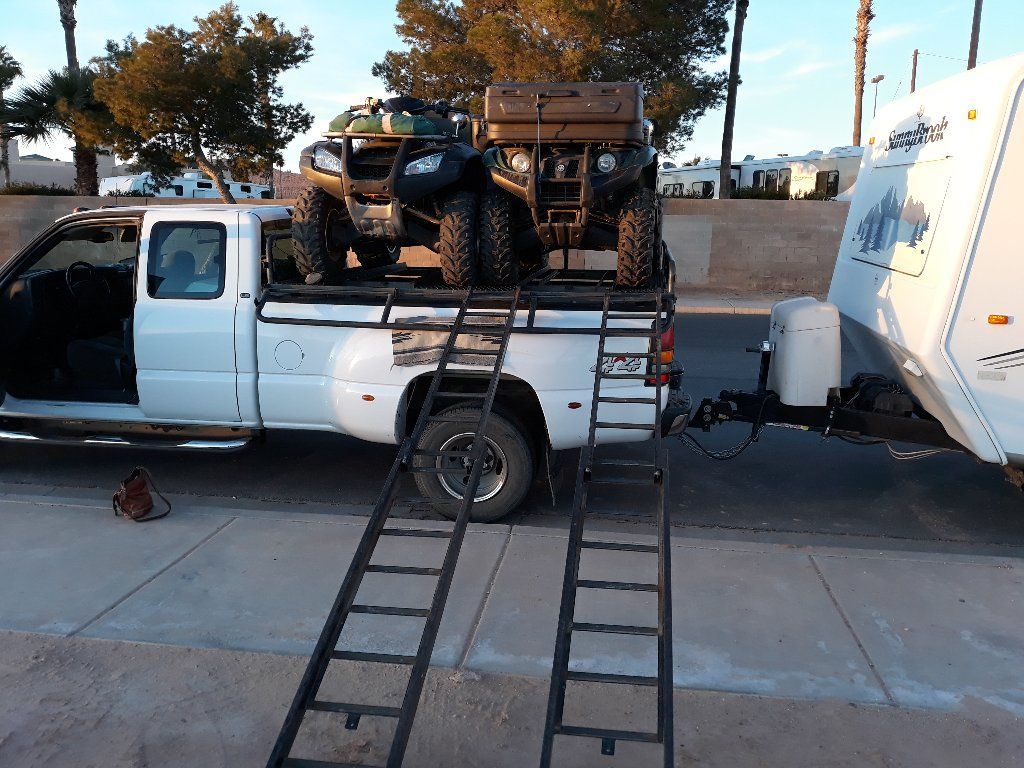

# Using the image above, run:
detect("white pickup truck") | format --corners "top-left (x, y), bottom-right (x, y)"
top-left (0, 204), bottom-right (683, 519)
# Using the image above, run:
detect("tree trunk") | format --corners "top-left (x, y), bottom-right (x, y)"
top-left (193, 140), bottom-right (236, 204)
top-left (73, 140), bottom-right (98, 196)
top-left (719, 0), bottom-right (748, 200)
top-left (57, 0), bottom-right (80, 72)
top-left (853, 0), bottom-right (874, 146)
top-left (1, 86), bottom-right (9, 187)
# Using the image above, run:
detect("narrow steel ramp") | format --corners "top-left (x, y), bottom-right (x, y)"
top-left (539, 291), bottom-right (674, 767)
top-left (266, 289), bottom-right (521, 768)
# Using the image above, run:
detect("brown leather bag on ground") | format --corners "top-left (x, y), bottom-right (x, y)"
top-left (112, 467), bottom-right (171, 522)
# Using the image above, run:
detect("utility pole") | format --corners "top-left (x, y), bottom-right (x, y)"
top-left (910, 48), bottom-right (919, 93)
top-left (968, 0), bottom-right (983, 69)
top-left (871, 74), bottom-right (885, 118)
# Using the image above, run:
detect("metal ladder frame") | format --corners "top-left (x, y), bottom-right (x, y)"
top-left (539, 290), bottom-right (674, 767)
top-left (266, 289), bottom-right (521, 768)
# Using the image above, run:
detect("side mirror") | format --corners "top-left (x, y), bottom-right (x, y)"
top-left (450, 112), bottom-right (470, 127)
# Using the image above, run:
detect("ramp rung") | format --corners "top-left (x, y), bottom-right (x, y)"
top-left (435, 391), bottom-right (486, 399)
top-left (581, 539), bottom-right (658, 553)
top-left (413, 448), bottom-right (472, 458)
top-left (451, 347), bottom-right (499, 355)
top-left (587, 476), bottom-right (653, 487)
top-left (310, 701), bottom-right (402, 718)
top-left (591, 458), bottom-right (656, 468)
top-left (554, 724), bottom-right (660, 744)
top-left (577, 579), bottom-right (658, 592)
top-left (606, 312), bottom-right (658, 319)
top-left (408, 465), bottom-right (471, 475)
top-left (572, 621), bottom-right (659, 636)
top-left (600, 351), bottom-right (656, 359)
top-left (350, 605), bottom-right (430, 617)
top-left (365, 565), bottom-right (441, 576)
top-left (427, 414), bottom-right (481, 424)
top-left (565, 670), bottom-right (659, 686)
top-left (380, 527), bottom-right (453, 538)
top-left (597, 396), bottom-right (657, 404)
top-left (283, 758), bottom-right (382, 768)
top-left (464, 311), bottom-right (510, 318)
top-left (602, 329), bottom-right (657, 338)
top-left (594, 422), bottom-right (656, 430)
top-left (331, 650), bottom-right (416, 665)
top-left (598, 372), bottom-right (651, 380)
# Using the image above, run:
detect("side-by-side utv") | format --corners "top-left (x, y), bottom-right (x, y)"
top-left (478, 82), bottom-right (662, 287)
top-left (293, 97), bottom-right (484, 287)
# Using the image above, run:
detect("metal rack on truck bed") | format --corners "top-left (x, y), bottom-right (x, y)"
top-left (264, 259), bottom-right (677, 768)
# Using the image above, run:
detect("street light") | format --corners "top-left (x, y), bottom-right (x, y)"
top-left (871, 74), bottom-right (885, 117)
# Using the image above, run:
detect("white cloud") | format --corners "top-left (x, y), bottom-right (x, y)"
top-left (745, 46), bottom-right (787, 64)
top-left (787, 61), bottom-right (838, 77)
top-left (872, 23), bottom-right (923, 46)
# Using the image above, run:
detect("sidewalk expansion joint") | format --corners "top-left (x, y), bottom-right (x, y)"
top-left (68, 516), bottom-right (238, 638)
top-left (808, 554), bottom-right (898, 707)
top-left (457, 527), bottom-right (513, 668)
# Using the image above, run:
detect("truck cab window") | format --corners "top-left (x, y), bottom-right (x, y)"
top-left (148, 222), bottom-right (227, 299)
top-left (24, 223), bottom-right (138, 274)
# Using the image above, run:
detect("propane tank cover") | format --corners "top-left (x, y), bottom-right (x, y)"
top-left (766, 297), bottom-right (842, 406)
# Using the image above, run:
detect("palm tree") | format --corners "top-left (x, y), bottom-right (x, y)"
top-left (0, 46), bottom-right (23, 188)
top-left (852, 0), bottom-right (875, 146)
top-left (0, 68), bottom-right (107, 192)
top-left (54, 0), bottom-right (99, 194)
top-left (719, 0), bottom-right (749, 200)
top-left (57, 0), bottom-right (80, 71)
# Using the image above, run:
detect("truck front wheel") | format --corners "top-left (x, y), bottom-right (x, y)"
top-left (292, 187), bottom-right (350, 284)
top-left (412, 404), bottom-right (534, 522)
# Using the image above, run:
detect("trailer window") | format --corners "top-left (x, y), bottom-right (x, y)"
top-left (148, 222), bottom-right (227, 299)
top-left (690, 181), bottom-right (715, 199)
top-left (752, 170), bottom-right (765, 189)
top-left (779, 169), bottom-right (792, 196)
top-left (172, 185), bottom-right (184, 197)
top-left (815, 170), bottom-right (840, 197)
top-left (196, 181), bottom-right (213, 190)
top-left (240, 184), bottom-right (251, 193)
top-left (765, 169), bottom-right (778, 191)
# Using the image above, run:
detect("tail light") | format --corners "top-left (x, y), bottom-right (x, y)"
top-left (646, 319), bottom-right (675, 386)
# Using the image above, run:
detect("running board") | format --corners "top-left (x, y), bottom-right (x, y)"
top-left (0, 429), bottom-right (254, 452)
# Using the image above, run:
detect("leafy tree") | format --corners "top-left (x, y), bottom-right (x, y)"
top-left (88, 3), bottom-right (313, 203)
top-left (1, 67), bottom-right (108, 195)
top-left (0, 46), bottom-right (23, 188)
top-left (372, 0), bottom-right (732, 152)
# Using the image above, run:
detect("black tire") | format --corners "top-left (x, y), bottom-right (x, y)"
top-left (413, 404), bottom-right (534, 523)
top-left (292, 187), bottom-right (350, 284)
top-left (479, 190), bottom-right (517, 285)
top-left (437, 191), bottom-right (478, 288)
top-left (354, 241), bottom-right (400, 269)
top-left (616, 186), bottom-right (660, 288)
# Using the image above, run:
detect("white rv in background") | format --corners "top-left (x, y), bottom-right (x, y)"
top-left (659, 146), bottom-right (862, 199)
top-left (99, 172), bottom-right (271, 199)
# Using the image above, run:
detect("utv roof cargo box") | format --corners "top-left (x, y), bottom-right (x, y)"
top-left (484, 82), bottom-right (644, 143)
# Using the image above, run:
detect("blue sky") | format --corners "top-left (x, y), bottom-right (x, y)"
top-left (4, 1), bottom-right (1024, 169)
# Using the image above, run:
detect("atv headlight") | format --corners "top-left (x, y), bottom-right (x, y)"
top-left (509, 152), bottom-right (532, 173)
top-left (404, 152), bottom-right (444, 175)
top-left (313, 146), bottom-right (344, 174)
top-left (596, 152), bottom-right (617, 173)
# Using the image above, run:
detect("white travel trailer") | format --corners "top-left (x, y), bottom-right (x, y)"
top-left (659, 146), bottom-right (862, 199)
top-left (99, 172), bottom-right (271, 199)
top-left (694, 52), bottom-right (1024, 482)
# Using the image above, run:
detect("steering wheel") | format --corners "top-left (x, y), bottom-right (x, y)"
top-left (65, 261), bottom-right (111, 303)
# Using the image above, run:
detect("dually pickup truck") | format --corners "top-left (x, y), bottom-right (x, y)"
top-left (0, 204), bottom-right (683, 519)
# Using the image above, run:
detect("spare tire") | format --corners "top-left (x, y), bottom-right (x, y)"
top-left (291, 187), bottom-right (351, 284)
top-left (437, 191), bottom-right (479, 288)
top-left (616, 187), bottom-right (660, 288)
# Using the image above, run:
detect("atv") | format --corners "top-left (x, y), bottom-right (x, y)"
top-left (293, 96), bottom-right (485, 288)
top-left (478, 82), bottom-right (662, 287)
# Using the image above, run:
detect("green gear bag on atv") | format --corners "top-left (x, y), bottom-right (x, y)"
top-left (337, 112), bottom-right (440, 135)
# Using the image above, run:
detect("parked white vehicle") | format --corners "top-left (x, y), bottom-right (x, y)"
top-left (0, 205), bottom-right (683, 519)
top-left (695, 52), bottom-right (1024, 484)
top-left (99, 172), bottom-right (271, 199)
top-left (659, 146), bottom-right (862, 199)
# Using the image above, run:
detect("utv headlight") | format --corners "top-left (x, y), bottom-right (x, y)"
top-left (313, 145), bottom-right (344, 174)
top-left (596, 152), bottom-right (617, 173)
top-left (404, 152), bottom-right (444, 175)
top-left (510, 152), bottom-right (532, 173)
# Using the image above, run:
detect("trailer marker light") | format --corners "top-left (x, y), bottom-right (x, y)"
top-left (361, 394), bottom-right (375, 401)
top-left (988, 314), bottom-right (1010, 325)
top-left (868, 137), bottom-right (875, 145)
top-left (968, 109), bottom-right (977, 120)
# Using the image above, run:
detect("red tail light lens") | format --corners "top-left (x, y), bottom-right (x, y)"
top-left (646, 319), bottom-right (675, 385)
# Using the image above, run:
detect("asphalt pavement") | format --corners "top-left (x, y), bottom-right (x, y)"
top-left (1, 313), bottom-right (1022, 553)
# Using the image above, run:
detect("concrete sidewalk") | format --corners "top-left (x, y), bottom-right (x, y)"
top-left (1, 491), bottom-right (1022, 716)
top-left (676, 290), bottom-right (820, 315)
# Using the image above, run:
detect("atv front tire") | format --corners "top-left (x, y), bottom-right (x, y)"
top-left (479, 190), bottom-right (517, 286)
top-left (292, 187), bottom-right (350, 284)
top-left (616, 187), bottom-right (660, 288)
top-left (438, 191), bottom-right (479, 288)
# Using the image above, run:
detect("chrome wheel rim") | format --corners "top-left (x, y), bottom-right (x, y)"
top-left (436, 432), bottom-right (507, 502)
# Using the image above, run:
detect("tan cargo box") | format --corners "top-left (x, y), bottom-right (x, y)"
top-left (484, 82), bottom-right (644, 143)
